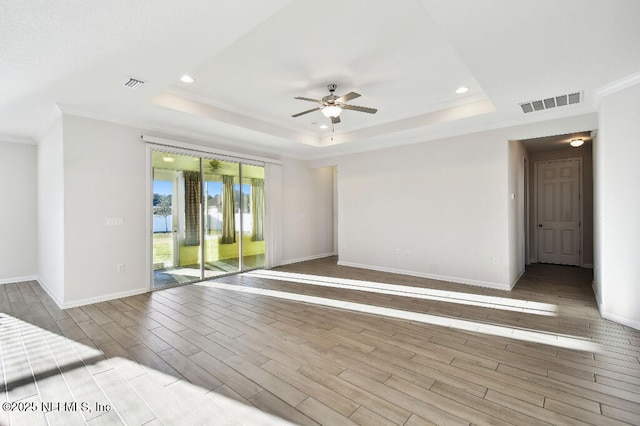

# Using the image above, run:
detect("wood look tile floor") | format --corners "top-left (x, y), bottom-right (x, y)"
top-left (1, 257), bottom-right (640, 425)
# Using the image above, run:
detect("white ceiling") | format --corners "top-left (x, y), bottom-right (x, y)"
top-left (2, 0), bottom-right (639, 159)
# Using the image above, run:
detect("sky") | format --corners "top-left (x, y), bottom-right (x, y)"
top-left (153, 180), bottom-right (173, 196)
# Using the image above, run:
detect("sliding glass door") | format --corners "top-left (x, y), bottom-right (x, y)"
top-left (151, 149), bottom-right (265, 289)
top-left (203, 159), bottom-right (240, 276)
top-left (152, 151), bottom-right (203, 287)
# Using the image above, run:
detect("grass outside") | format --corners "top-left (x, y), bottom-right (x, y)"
top-left (154, 232), bottom-right (265, 269)
top-left (153, 232), bottom-right (172, 268)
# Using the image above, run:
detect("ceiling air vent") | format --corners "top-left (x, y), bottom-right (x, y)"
top-left (519, 91), bottom-right (582, 113)
top-left (123, 77), bottom-right (145, 89)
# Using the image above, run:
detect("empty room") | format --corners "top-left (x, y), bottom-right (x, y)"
top-left (1, 1), bottom-right (640, 425)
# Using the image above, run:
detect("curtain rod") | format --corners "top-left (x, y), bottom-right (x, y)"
top-left (141, 134), bottom-right (283, 165)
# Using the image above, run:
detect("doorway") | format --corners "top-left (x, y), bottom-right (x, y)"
top-left (535, 158), bottom-right (582, 266)
top-left (151, 149), bottom-right (266, 289)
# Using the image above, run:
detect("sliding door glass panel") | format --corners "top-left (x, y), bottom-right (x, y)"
top-left (242, 164), bottom-right (266, 270)
top-left (152, 173), bottom-right (175, 269)
top-left (203, 159), bottom-right (241, 276)
top-left (152, 151), bottom-right (202, 288)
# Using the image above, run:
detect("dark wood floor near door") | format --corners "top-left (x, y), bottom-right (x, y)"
top-left (1, 258), bottom-right (639, 425)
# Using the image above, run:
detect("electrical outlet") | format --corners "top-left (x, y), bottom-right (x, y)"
top-left (117, 264), bottom-right (125, 273)
top-left (492, 257), bottom-right (499, 265)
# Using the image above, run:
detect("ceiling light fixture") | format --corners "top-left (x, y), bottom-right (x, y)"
top-left (321, 105), bottom-right (342, 118)
top-left (570, 139), bottom-right (584, 147)
top-left (180, 75), bottom-right (194, 83)
top-left (162, 156), bottom-right (175, 162)
top-left (319, 124), bottom-right (328, 129)
top-left (456, 86), bottom-right (469, 94)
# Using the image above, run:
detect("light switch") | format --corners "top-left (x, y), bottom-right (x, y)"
top-left (106, 217), bottom-right (124, 226)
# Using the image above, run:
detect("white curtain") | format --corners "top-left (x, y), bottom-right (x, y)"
top-left (264, 163), bottom-right (282, 268)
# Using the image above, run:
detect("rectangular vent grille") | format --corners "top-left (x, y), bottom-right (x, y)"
top-left (123, 77), bottom-right (145, 89)
top-left (519, 91), bottom-right (581, 113)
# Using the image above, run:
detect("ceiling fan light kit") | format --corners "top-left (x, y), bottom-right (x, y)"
top-left (321, 105), bottom-right (342, 118)
top-left (292, 84), bottom-right (377, 125)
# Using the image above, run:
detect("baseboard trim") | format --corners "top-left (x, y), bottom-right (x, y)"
top-left (0, 275), bottom-right (39, 285)
top-left (601, 310), bottom-right (640, 332)
top-left (582, 263), bottom-right (594, 269)
top-left (60, 287), bottom-right (149, 309)
top-left (336, 261), bottom-right (512, 291)
top-left (592, 281), bottom-right (640, 331)
top-left (35, 277), bottom-right (148, 309)
top-left (280, 252), bottom-right (336, 266)
top-left (593, 280), bottom-right (602, 312)
top-left (509, 269), bottom-right (526, 290)
top-left (37, 277), bottom-right (65, 308)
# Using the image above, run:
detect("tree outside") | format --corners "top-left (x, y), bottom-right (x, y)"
top-left (153, 194), bottom-right (172, 232)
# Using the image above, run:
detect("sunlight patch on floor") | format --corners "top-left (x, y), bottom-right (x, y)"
top-left (246, 270), bottom-right (558, 316)
top-left (198, 280), bottom-right (602, 354)
top-left (0, 314), bottom-right (294, 425)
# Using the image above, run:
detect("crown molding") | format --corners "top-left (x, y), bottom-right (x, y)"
top-left (34, 105), bottom-right (63, 143)
top-left (54, 104), bottom-right (310, 161)
top-left (594, 70), bottom-right (640, 109)
top-left (0, 135), bottom-right (37, 145)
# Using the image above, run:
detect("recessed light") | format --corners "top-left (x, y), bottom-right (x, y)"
top-left (455, 86), bottom-right (469, 94)
top-left (319, 124), bottom-right (328, 129)
top-left (162, 156), bottom-right (175, 163)
top-left (180, 75), bottom-right (194, 83)
top-left (570, 139), bottom-right (584, 147)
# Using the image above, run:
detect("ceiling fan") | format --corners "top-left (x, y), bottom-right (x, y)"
top-left (291, 84), bottom-right (377, 124)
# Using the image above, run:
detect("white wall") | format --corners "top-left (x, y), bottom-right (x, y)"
top-left (319, 113), bottom-right (599, 291)
top-left (281, 158), bottom-right (335, 264)
top-left (595, 80), bottom-right (640, 330)
top-left (336, 131), bottom-right (511, 289)
top-left (33, 114), bottom-right (334, 306)
top-left (37, 115), bottom-right (65, 303)
top-left (0, 140), bottom-right (38, 284)
top-left (19, 108), bottom-right (605, 306)
top-left (508, 139), bottom-right (528, 285)
top-left (62, 115), bottom-right (149, 306)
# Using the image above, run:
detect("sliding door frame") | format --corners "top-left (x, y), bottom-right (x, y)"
top-left (146, 140), bottom-right (271, 291)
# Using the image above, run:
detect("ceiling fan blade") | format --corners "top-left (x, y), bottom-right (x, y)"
top-left (336, 92), bottom-right (361, 103)
top-left (342, 104), bottom-right (378, 114)
top-left (291, 107), bottom-right (320, 118)
top-left (294, 96), bottom-right (323, 104)
top-left (331, 116), bottom-right (341, 124)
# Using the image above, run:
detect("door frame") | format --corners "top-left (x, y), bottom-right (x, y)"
top-left (333, 167), bottom-right (338, 256)
top-left (146, 143), bottom-right (268, 291)
top-left (532, 157), bottom-right (583, 266)
top-left (524, 157), bottom-right (530, 265)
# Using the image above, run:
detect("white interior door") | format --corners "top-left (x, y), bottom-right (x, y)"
top-left (536, 159), bottom-right (581, 265)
